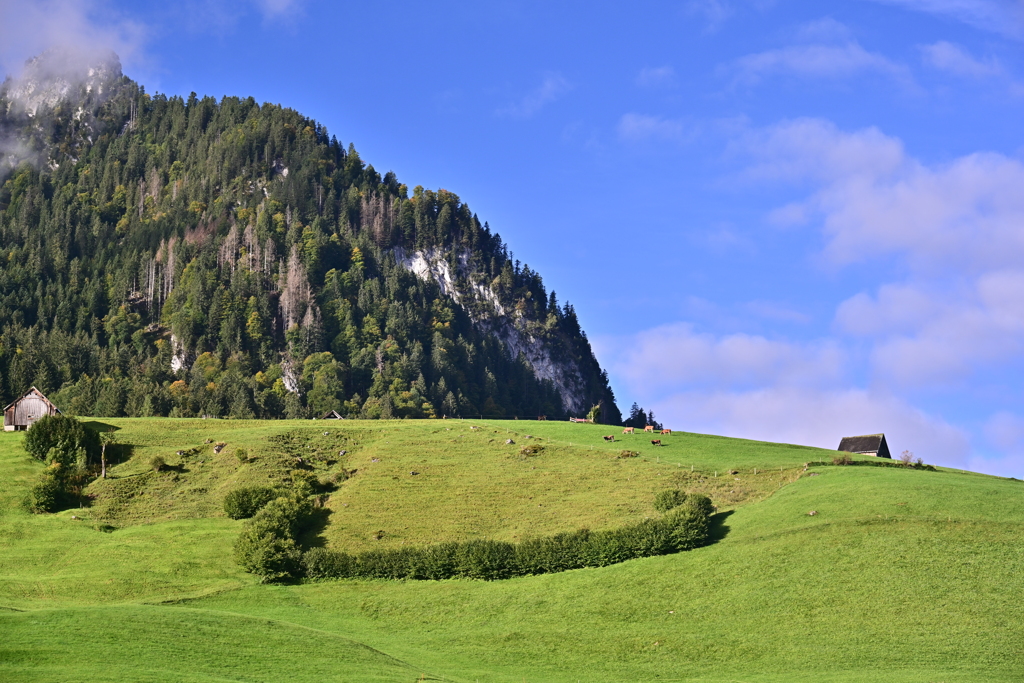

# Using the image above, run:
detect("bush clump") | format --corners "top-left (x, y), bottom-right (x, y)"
top-left (24, 415), bottom-right (100, 463)
top-left (24, 429), bottom-right (95, 514)
top-left (26, 463), bottom-right (73, 513)
top-left (233, 495), bottom-right (314, 582)
top-left (299, 494), bottom-right (715, 582)
top-left (149, 455), bottom-right (166, 472)
top-left (224, 486), bottom-right (278, 519)
top-left (653, 489), bottom-right (688, 512)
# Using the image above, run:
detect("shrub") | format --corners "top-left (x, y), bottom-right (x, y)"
top-left (223, 486), bottom-right (277, 519)
top-left (665, 495), bottom-right (713, 551)
top-left (234, 525), bottom-right (303, 582)
top-left (254, 496), bottom-right (314, 538)
top-left (618, 450), bottom-right (638, 458)
top-left (653, 489), bottom-right (688, 512)
top-left (235, 448), bottom-right (249, 463)
top-left (412, 542), bottom-right (460, 580)
top-left (303, 547), bottom-right (354, 579)
top-left (455, 540), bottom-right (517, 580)
top-left (515, 530), bottom-right (590, 575)
top-left (149, 455), bottom-right (166, 472)
top-left (24, 414), bottom-right (100, 464)
top-left (833, 453), bottom-right (853, 465)
top-left (25, 466), bottom-right (68, 513)
top-left (232, 494), bottom-right (315, 582)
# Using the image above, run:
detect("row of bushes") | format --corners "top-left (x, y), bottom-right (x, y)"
top-left (301, 494), bottom-right (713, 582)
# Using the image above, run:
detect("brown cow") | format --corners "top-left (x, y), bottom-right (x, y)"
top-left (644, 425), bottom-right (655, 433)
top-left (622, 427), bottom-right (635, 434)
top-left (651, 439), bottom-right (662, 446)
top-left (603, 435), bottom-right (615, 442)
top-left (660, 429), bottom-right (672, 435)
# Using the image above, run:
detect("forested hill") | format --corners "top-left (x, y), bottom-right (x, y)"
top-left (0, 50), bottom-right (620, 423)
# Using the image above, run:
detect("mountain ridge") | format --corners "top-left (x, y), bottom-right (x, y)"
top-left (0, 51), bottom-right (621, 423)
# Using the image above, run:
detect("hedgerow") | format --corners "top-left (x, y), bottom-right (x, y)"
top-left (298, 493), bottom-right (714, 582)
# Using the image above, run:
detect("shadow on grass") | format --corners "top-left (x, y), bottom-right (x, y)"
top-left (82, 421), bottom-right (120, 433)
top-left (299, 506), bottom-right (334, 549)
top-left (706, 510), bottom-right (734, 545)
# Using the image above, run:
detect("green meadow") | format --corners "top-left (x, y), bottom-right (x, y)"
top-left (1, 418), bottom-right (1022, 681)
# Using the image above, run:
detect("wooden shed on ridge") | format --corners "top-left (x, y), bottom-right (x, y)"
top-left (320, 410), bottom-right (344, 420)
top-left (837, 433), bottom-right (891, 459)
top-left (3, 387), bottom-right (61, 432)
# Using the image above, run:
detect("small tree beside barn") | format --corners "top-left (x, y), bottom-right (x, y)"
top-left (3, 387), bottom-right (60, 432)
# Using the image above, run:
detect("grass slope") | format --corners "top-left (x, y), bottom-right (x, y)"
top-left (2, 418), bottom-right (1022, 682)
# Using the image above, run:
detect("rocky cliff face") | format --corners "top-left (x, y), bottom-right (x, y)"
top-left (395, 247), bottom-right (592, 416)
top-left (0, 49), bottom-right (123, 177)
top-left (3, 49), bottom-right (122, 117)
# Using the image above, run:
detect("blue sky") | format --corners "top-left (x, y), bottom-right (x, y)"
top-left (3, 0), bottom-right (1024, 476)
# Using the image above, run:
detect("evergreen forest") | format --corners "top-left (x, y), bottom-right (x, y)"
top-left (0, 54), bottom-right (620, 423)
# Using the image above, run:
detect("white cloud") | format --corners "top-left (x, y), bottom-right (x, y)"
top-left (920, 40), bottom-right (1004, 77)
top-left (867, 0), bottom-right (1024, 41)
top-left (835, 272), bottom-right (1024, 387)
top-left (733, 40), bottom-right (912, 85)
top-left (687, 0), bottom-right (734, 32)
top-left (651, 387), bottom-right (973, 469)
top-left (985, 411), bottom-right (1024, 451)
top-left (618, 113), bottom-right (691, 143)
top-left (794, 17), bottom-right (853, 42)
top-left (602, 116), bottom-right (1024, 478)
top-left (597, 323), bottom-right (846, 394)
top-left (740, 118), bottom-right (1024, 273)
top-left (0, 0), bottom-right (146, 77)
top-left (745, 300), bottom-right (812, 324)
top-left (597, 319), bottom-right (991, 473)
top-left (636, 66), bottom-right (677, 88)
top-left (257, 0), bottom-right (302, 18)
top-left (499, 73), bottom-right (571, 118)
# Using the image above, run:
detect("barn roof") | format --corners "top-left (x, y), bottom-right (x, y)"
top-left (838, 434), bottom-right (886, 454)
top-left (3, 386), bottom-right (59, 414)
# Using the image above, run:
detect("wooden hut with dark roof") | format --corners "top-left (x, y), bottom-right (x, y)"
top-left (3, 387), bottom-right (60, 432)
top-left (837, 433), bottom-right (891, 459)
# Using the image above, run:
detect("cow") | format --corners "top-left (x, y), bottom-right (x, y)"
top-left (660, 429), bottom-right (672, 435)
top-left (651, 439), bottom-right (662, 446)
top-left (603, 435), bottom-right (615, 442)
top-left (644, 425), bottom-right (655, 433)
top-left (622, 427), bottom-right (635, 434)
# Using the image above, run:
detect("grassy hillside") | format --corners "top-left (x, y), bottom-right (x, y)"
top-left (2, 418), bottom-right (1022, 682)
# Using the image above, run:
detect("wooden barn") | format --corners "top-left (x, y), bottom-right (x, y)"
top-left (320, 410), bottom-right (344, 420)
top-left (837, 433), bottom-right (891, 459)
top-left (3, 387), bottom-right (60, 432)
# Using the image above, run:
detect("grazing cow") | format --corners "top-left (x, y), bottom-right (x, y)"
top-left (622, 427), bottom-right (635, 434)
top-left (644, 425), bottom-right (654, 433)
top-left (603, 435), bottom-right (615, 442)
top-left (660, 429), bottom-right (672, 435)
top-left (651, 439), bottom-right (662, 446)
